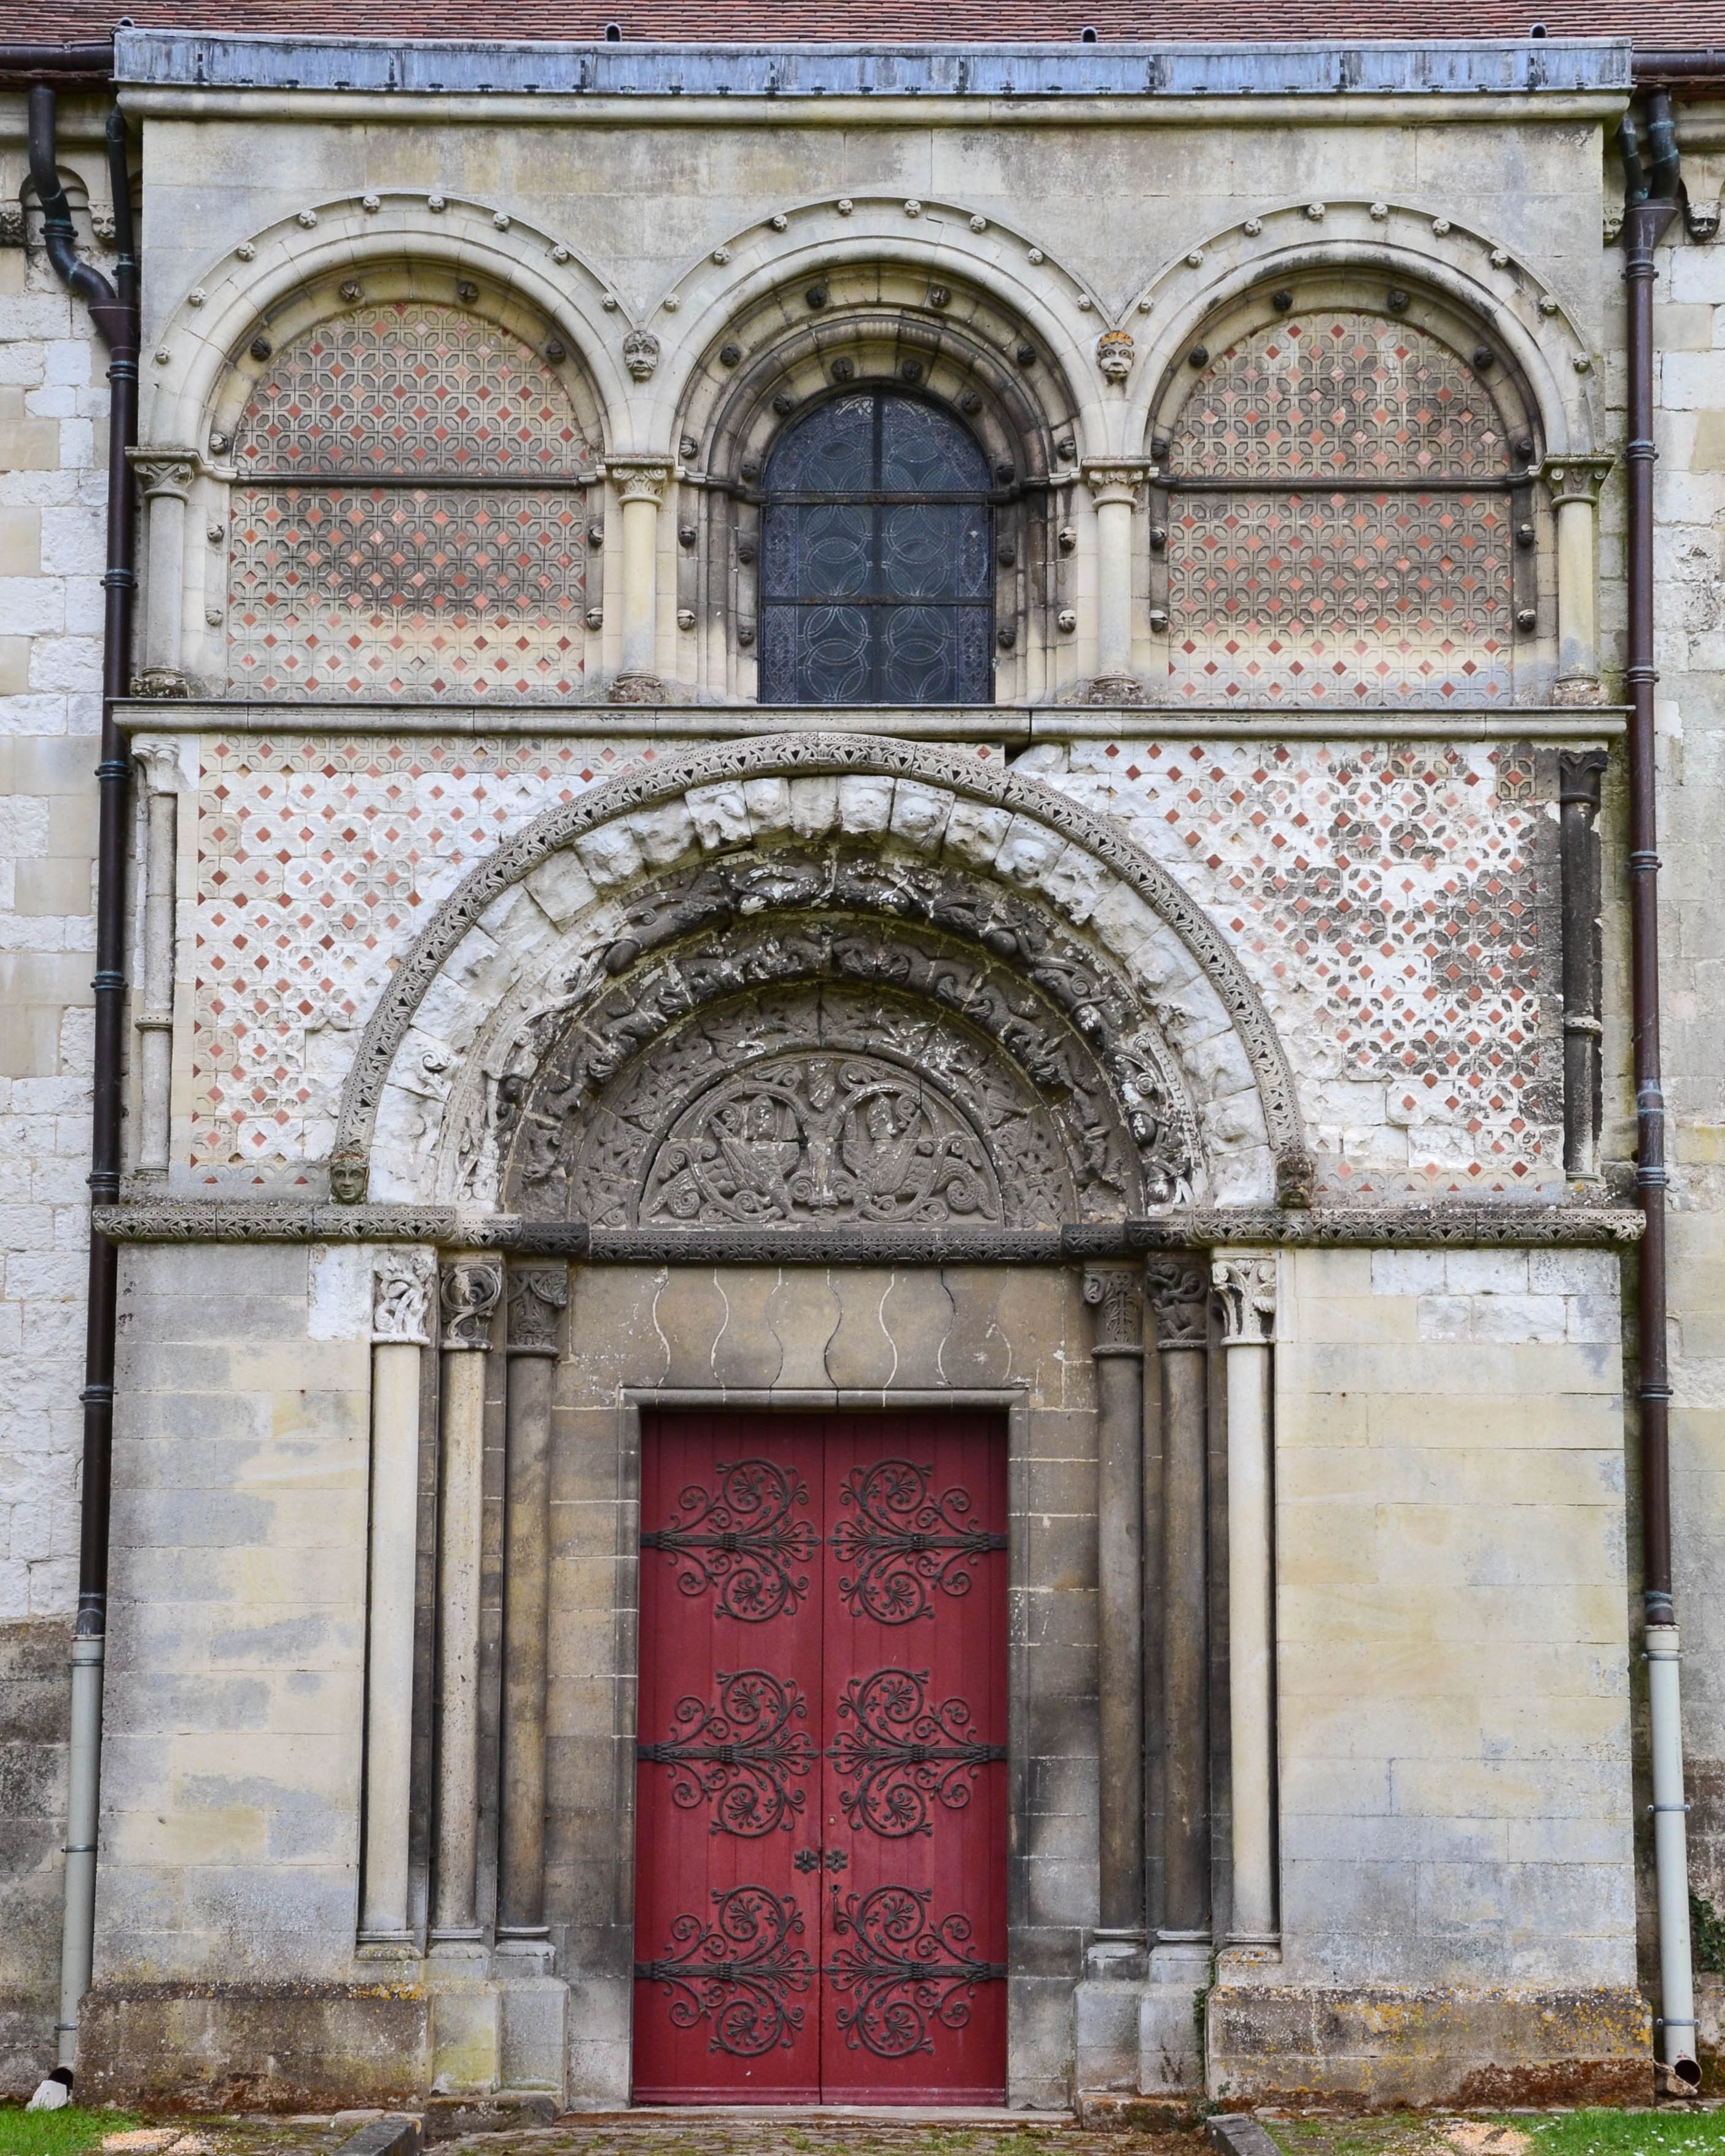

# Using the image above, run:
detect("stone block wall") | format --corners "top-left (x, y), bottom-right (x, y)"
top-left (0, 91), bottom-right (119, 2090)
top-left (95, 1240), bottom-right (372, 1985)
top-left (1275, 1244), bottom-right (1635, 1994)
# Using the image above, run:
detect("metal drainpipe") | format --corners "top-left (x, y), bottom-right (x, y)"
top-left (1620, 89), bottom-right (1703, 2090)
top-left (23, 77), bottom-right (138, 2079)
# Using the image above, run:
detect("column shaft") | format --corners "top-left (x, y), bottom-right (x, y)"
top-left (362, 1249), bottom-right (435, 1944)
top-left (1214, 1250), bottom-right (1279, 1947)
top-left (132, 742), bottom-right (179, 1175)
top-left (499, 1267), bottom-right (565, 1939)
top-left (1225, 1338), bottom-right (1275, 1940)
top-left (433, 1259), bottom-right (500, 1942)
top-left (363, 1342), bottom-right (422, 1937)
top-left (1085, 1267), bottom-right (1145, 1948)
top-left (1095, 496), bottom-right (1135, 680)
top-left (621, 489), bottom-right (660, 672)
top-left (1556, 493), bottom-right (1598, 685)
top-left (1160, 1342), bottom-right (1210, 1936)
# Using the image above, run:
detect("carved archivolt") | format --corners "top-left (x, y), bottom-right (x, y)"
top-left (491, 846), bottom-right (1199, 1227)
top-left (338, 734), bottom-right (1301, 1218)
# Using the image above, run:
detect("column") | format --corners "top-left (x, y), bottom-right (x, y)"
top-left (1559, 749), bottom-right (1608, 1178)
top-left (130, 737), bottom-right (179, 1175)
top-left (1081, 461), bottom-right (1151, 693)
top-left (128, 449), bottom-right (197, 687)
top-left (1146, 1256), bottom-right (1212, 1973)
top-left (360, 1247), bottom-right (435, 1946)
top-left (432, 1256), bottom-right (502, 1945)
top-left (1544, 458), bottom-right (1611, 699)
top-left (498, 1265), bottom-right (566, 1946)
top-left (1083, 1264), bottom-right (1146, 1963)
top-left (1212, 1250), bottom-right (1279, 1950)
top-left (610, 457), bottom-right (671, 699)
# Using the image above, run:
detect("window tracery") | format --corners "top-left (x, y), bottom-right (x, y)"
top-left (1157, 308), bottom-right (1530, 706)
top-left (226, 301), bottom-right (592, 699)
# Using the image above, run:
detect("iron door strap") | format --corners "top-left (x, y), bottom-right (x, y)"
top-left (636, 1668), bottom-right (817, 1836)
top-left (641, 1455), bottom-right (818, 1621)
top-left (830, 1457), bottom-right (1008, 1624)
top-left (830, 1667), bottom-right (1008, 1837)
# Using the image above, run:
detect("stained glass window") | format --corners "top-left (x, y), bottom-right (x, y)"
top-left (227, 303), bottom-right (590, 699)
top-left (1164, 312), bottom-right (1514, 704)
top-left (758, 392), bottom-right (994, 706)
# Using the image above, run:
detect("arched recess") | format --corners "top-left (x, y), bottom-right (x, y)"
top-left (327, 734), bottom-right (1305, 1214)
top-left (1141, 271), bottom-right (1548, 706)
top-left (133, 195), bottom-right (620, 694)
top-left (667, 259), bottom-right (1089, 705)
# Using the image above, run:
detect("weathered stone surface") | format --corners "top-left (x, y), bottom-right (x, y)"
top-left (1204, 1982), bottom-right (1653, 2108)
top-left (78, 1984), bottom-right (430, 2111)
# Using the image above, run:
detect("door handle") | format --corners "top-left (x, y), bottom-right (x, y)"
top-left (793, 1847), bottom-right (849, 1874)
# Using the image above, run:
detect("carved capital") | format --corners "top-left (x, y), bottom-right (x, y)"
top-left (507, 1264), bottom-right (568, 1355)
top-left (1558, 747), bottom-right (1608, 814)
top-left (128, 446), bottom-right (200, 499)
top-left (1541, 456), bottom-right (1614, 509)
top-left (1081, 459), bottom-right (1155, 508)
top-left (610, 457), bottom-right (672, 505)
top-left (441, 1258), bottom-right (503, 1350)
top-left (372, 1247), bottom-right (437, 1346)
top-left (1145, 1256), bottom-right (1208, 1350)
top-left (1212, 1251), bottom-right (1277, 1346)
top-left (131, 736), bottom-right (183, 795)
top-left (1084, 1264), bottom-right (1144, 1352)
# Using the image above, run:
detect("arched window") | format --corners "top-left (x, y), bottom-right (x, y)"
top-left (227, 302), bottom-right (591, 699)
top-left (1156, 307), bottom-right (1533, 704)
top-left (758, 391), bottom-right (994, 705)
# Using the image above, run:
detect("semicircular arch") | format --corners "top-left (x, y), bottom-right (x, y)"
top-left (332, 733), bottom-right (1304, 1213)
top-left (142, 192), bottom-right (629, 456)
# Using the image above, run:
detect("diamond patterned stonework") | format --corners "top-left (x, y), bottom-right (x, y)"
top-left (1166, 313), bottom-right (1514, 705)
top-left (227, 303), bottom-right (590, 700)
top-left (1047, 737), bottom-right (1561, 1196)
top-left (184, 733), bottom-right (1559, 1199)
top-left (190, 736), bottom-right (621, 1176)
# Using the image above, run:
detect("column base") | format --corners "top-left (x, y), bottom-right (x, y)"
top-left (1073, 674), bottom-right (1147, 706)
top-left (607, 672), bottom-right (669, 704)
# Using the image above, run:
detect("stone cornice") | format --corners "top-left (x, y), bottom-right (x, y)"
top-left (93, 1201), bottom-right (1643, 1251)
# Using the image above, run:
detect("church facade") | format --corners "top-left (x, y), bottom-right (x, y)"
top-left (2, 17), bottom-right (1724, 2117)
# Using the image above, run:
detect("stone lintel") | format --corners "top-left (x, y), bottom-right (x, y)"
top-left (92, 1201), bottom-right (1645, 1250)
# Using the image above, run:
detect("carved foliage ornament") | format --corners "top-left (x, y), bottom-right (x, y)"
top-left (1083, 1264), bottom-right (1144, 1351)
top-left (372, 1246), bottom-right (437, 1345)
top-left (1212, 1251), bottom-right (1277, 1344)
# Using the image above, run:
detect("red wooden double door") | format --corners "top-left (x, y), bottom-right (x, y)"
top-left (634, 1411), bottom-right (1009, 2103)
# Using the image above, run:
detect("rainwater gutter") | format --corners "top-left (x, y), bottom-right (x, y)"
top-left (1619, 86), bottom-right (1703, 2092)
top-left (19, 72), bottom-right (138, 2079)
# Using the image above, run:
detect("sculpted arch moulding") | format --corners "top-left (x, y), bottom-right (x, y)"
top-left (1117, 198), bottom-right (1604, 454)
top-left (329, 733), bottom-right (1304, 1217)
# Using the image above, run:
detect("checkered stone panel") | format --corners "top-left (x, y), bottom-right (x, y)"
top-left (228, 486), bottom-right (588, 699)
top-left (227, 303), bottom-right (590, 699)
top-left (1049, 737), bottom-right (1562, 1197)
top-left (190, 736), bottom-right (625, 1175)
top-left (1166, 313), bottom-right (1516, 706)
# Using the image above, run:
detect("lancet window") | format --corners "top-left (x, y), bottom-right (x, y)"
top-left (226, 301), bottom-right (592, 700)
top-left (1154, 305), bottom-right (1536, 705)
